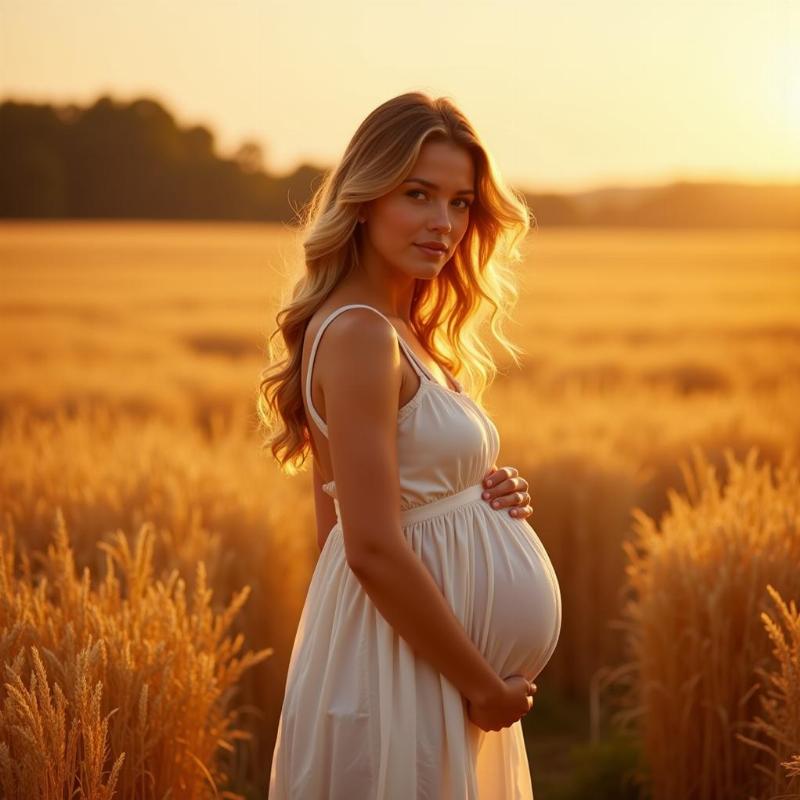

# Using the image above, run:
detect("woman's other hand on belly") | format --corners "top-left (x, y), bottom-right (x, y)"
top-left (466, 674), bottom-right (537, 732)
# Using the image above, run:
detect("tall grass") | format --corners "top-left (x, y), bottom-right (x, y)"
top-left (0, 512), bottom-right (271, 799)
top-left (739, 584), bottom-right (800, 799)
top-left (0, 406), bottom-right (318, 794)
top-left (615, 445), bottom-right (800, 800)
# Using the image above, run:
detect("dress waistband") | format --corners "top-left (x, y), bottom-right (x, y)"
top-left (333, 482), bottom-right (486, 528)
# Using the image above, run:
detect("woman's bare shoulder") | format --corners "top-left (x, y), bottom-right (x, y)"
top-left (320, 309), bottom-right (398, 372)
top-left (308, 304), bottom-right (398, 374)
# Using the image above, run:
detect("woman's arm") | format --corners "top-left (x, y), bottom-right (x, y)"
top-left (316, 309), bottom-right (506, 708)
top-left (312, 457), bottom-right (338, 552)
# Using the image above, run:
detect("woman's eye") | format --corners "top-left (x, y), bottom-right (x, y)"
top-left (406, 190), bottom-right (471, 210)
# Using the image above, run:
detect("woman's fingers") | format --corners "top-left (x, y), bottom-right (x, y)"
top-left (525, 681), bottom-right (537, 712)
top-left (484, 465), bottom-right (517, 488)
top-left (510, 503), bottom-right (534, 519)
top-left (484, 485), bottom-right (532, 511)
top-left (483, 471), bottom-right (529, 502)
top-left (481, 467), bottom-right (534, 518)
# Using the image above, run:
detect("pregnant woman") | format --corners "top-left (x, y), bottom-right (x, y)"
top-left (260, 91), bottom-right (561, 798)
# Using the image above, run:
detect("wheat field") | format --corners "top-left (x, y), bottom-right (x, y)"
top-left (615, 446), bottom-right (800, 799)
top-left (1, 221), bottom-right (798, 797)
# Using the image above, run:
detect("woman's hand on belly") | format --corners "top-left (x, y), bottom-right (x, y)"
top-left (466, 674), bottom-right (537, 732)
top-left (482, 464), bottom-right (533, 520)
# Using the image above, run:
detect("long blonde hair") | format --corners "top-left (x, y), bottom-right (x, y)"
top-left (257, 91), bottom-right (533, 476)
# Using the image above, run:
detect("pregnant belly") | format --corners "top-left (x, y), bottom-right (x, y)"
top-left (480, 513), bottom-right (562, 681)
top-left (410, 502), bottom-right (563, 683)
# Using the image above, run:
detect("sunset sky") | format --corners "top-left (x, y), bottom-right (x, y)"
top-left (1, 0), bottom-right (798, 193)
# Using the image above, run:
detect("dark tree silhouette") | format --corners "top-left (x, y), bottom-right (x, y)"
top-left (0, 94), bottom-right (323, 222)
top-left (1, 94), bottom-right (798, 228)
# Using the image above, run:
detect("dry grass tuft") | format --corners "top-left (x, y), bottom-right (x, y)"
top-left (0, 406), bottom-right (336, 791)
top-left (614, 445), bottom-right (800, 800)
top-left (737, 584), bottom-right (800, 799)
top-left (0, 512), bottom-right (271, 799)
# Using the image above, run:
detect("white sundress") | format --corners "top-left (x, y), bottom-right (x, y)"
top-left (269, 303), bottom-right (562, 799)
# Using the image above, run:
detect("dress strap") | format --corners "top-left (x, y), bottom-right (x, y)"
top-left (304, 303), bottom-right (430, 439)
top-left (390, 333), bottom-right (462, 394)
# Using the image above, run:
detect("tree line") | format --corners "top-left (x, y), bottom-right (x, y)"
top-left (1, 94), bottom-right (797, 228)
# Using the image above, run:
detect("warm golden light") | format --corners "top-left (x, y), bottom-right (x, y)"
top-left (1, 0), bottom-right (798, 190)
top-left (775, 40), bottom-right (800, 133)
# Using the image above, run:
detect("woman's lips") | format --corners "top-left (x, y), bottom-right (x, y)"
top-left (414, 244), bottom-right (446, 258)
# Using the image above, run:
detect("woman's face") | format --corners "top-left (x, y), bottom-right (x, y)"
top-left (360, 140), bottom-right (475, 279)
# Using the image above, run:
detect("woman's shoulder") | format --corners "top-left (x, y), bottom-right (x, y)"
top-left (306, 302), bottom-right (400, 375)
top-left (307, 300), bottom-right (397, 347)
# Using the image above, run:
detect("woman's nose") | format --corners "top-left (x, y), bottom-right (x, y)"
top-left (429, 204), bottom-right (453, 231)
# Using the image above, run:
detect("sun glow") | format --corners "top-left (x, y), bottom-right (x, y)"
top-left (773, 40), bottom-right (800, 135)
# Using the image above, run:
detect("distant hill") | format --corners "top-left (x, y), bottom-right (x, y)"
top-left (532, 182), bottom-right (800, 228)
top-left (2, 95), bottom-right (798, 228)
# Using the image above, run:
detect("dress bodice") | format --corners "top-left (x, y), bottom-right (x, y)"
top-left (304, 304), bottom-right (500, 512)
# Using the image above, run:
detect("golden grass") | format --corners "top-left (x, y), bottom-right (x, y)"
top-left (738, 584), bottom-right (800, 799)
top-left (615, 446), bottom-right (800, 800)
top-left (1, 221), bottom-right (799, 791)
top-left (0, 511), bottom-right (271, 798)
top-left (0, 405), bottom-right (318, 794)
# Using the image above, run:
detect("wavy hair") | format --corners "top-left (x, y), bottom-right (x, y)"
top-left (257, 91), bottom-right (533, 476)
